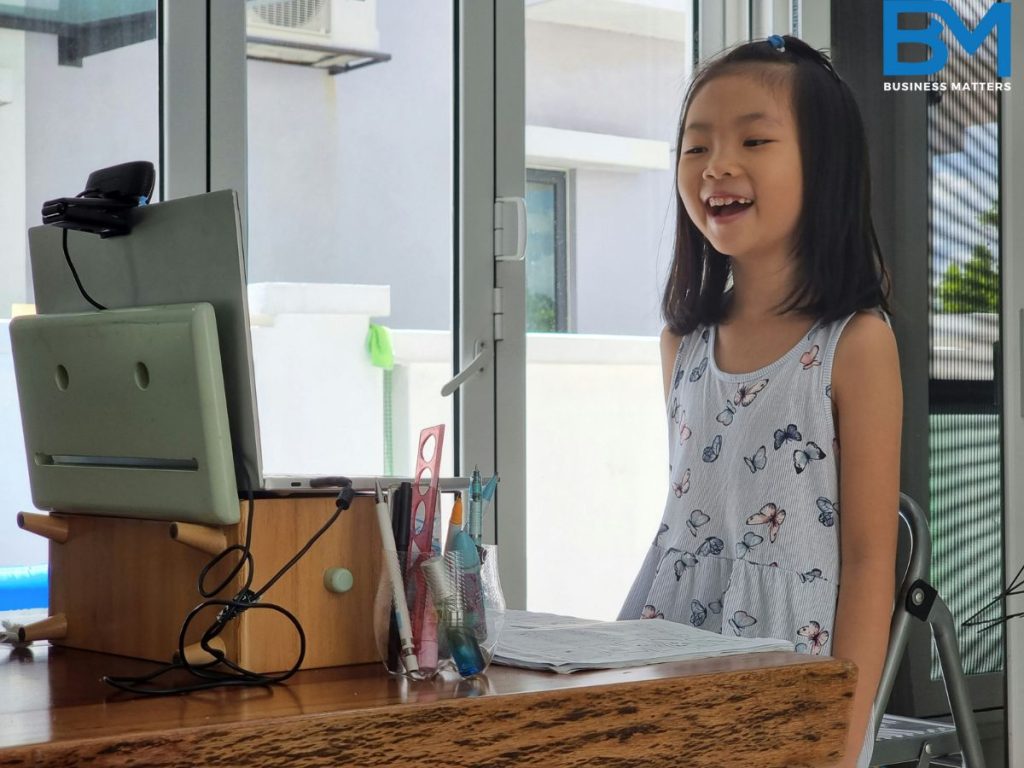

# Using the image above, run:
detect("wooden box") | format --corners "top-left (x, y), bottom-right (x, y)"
top-left (16, 495), bottom-right (383, 672)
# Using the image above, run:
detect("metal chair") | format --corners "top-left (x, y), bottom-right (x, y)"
top-left (869, 493), bottom-right (986, 767)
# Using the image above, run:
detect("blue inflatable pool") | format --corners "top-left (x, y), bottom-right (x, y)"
top-left (0, 566), bottom-right (48, 610)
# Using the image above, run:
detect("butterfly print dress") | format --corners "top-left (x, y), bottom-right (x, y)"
top-left (619, 314), bottom-right (863, 657)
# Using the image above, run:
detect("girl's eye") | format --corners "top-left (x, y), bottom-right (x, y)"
top-left (745, 139), bottom-right (771, 147)
top-left (683, 147), bottom-right (706, 155)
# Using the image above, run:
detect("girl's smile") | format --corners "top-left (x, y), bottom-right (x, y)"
top-left (677, 71), bottom-right (803, 264)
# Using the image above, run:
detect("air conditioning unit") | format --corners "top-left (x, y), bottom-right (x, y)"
top-left (246, 0), bottom-right (386, 73)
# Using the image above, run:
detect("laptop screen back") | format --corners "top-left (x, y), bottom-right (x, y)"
top-left (27, 190), bottom-right (263, 491)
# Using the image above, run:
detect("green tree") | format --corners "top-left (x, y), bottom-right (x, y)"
top-left (526, 291), bottom-right (557, 332)
top-left (938, 204), bottom-right (999, 313)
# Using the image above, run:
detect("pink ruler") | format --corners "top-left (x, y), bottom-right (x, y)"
top-left (404, 424), bottom-right (444, 671)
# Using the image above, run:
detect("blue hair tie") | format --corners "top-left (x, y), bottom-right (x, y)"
top-left (768, 34), bottom-right (785, 52)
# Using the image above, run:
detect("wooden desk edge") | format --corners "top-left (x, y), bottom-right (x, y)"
top-left (2, 654), bottom-right (857, 768)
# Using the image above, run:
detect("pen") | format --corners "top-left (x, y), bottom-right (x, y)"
top-left (469, 467), bottom-right (483, 546)
top-left (445, 492), bottom-right (463, 554)
top-left (375, 480), bottom-right (419, 675)
top-left (386, 483), bottom-right (412, 671)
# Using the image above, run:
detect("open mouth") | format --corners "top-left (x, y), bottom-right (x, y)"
top-left (707, 200), bottom-right (754, 218)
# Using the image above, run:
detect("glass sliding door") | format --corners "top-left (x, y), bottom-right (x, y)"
top-left (522, 0), bottom-right (691, 619)
top-left (0, 0), bottom-right (160, 606)
top-left (243, 0), bottom-right (457, 482)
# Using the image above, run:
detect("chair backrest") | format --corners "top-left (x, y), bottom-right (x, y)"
top-left (871, 493), bottom-right (930, 729)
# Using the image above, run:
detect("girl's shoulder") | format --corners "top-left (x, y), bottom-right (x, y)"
top-left (660, 325), bottom-right (685, 400)
top-left (660, 325), bottom-right (684, 358)
top-left (831, 310), bottom-right (900, 398)
top-left (833, 309), bottom-right (895, 351)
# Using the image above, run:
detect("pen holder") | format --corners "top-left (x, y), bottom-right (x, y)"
top-left (373, 544), bottom-right (505, 680)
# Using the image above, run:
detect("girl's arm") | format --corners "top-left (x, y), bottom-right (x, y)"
top-left (660, 325), bottom-right (683, 402)
top-left (831, 311), bottom-right (903, 767)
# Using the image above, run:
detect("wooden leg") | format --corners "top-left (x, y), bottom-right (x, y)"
top-left (16, 512), bottom-right (69, 544)
top-left (18, 613), bottom-right (68, 643)
top-left (169, 522), bottom-right (227, 556)
top-left (179, 637), bottom-right (227, 665)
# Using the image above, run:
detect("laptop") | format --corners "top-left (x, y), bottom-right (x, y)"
top-left (26, 189), bottom-right (463, 501)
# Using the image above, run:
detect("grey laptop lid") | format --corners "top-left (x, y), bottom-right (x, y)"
top-left (28, 190), bottom-right (264, 491)
top-left (8, 303), bottom-right (239, 524)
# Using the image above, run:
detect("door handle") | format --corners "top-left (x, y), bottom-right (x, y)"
top-left (441, 340), bottom-right (492, 397)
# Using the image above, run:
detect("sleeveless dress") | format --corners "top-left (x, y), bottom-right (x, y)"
top-left (618, 311), bottom-right (878, 766)
top-left (618, 314), bottom-right (858, 654)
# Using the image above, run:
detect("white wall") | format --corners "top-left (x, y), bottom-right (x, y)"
top-left (527, 20), bottom-right (686, 338)
top-left (0, 29), bottom-right (27, 317)
top-left (392, 329), bottom-right (666, 620)
top-left (245, 9), bottom-right (687, 337)
top-left (0, 320), bottom-right (44, 567)
top-left (246, 0), bottom-right (454, 333)
top-left (24, 33), bottom-right (159, 230)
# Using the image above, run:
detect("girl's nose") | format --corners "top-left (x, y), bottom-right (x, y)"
top-left (702, 148), bottom-right (738, 178)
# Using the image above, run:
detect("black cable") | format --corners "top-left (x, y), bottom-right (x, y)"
top-left (962, 560), bottom-right (1024, 633)
top-left (61, 227), bottom-right (107, 311)
top-left (102, 462), bottom-right (354, 695)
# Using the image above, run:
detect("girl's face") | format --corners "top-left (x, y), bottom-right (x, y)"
top-left (677, 70), bottom-right (803, 265)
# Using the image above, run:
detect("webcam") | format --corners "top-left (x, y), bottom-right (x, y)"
top-left (41, 161), bottom-right (156, 238)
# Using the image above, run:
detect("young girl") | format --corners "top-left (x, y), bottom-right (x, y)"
top-left (618, 35), bottom-right (902, 768)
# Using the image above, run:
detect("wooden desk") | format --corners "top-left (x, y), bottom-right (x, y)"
top-left (1, 644), bottom-right (856, 767)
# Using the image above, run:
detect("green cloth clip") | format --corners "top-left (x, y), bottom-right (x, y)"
top-left (366, 323), bottom-right (394, 370)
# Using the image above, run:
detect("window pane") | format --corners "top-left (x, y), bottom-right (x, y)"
top-left (926, 0), bottom-right (1003, 678)
top-left (245, 0), bottom-right (455, 479)
top-left (0, 2), bottom-right (159, 599)
top-left (526, 171), bottom-right (563, 332)
top-left (523, 1), bottom-right (690, 619)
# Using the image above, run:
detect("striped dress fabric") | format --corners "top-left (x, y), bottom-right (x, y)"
top-left (619, 310), bottom-right (880, 767)
top-left (618, 313), bottom-right (861, 656)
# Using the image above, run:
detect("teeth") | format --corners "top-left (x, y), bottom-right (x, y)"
top-left (708, 196), bottom-right (753, 207)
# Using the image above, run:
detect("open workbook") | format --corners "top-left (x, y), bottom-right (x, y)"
top-left (493, 610), bottom-right (794, 674)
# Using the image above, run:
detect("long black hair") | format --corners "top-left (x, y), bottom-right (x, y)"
top-left (662, 35), bottom-right (891, 336)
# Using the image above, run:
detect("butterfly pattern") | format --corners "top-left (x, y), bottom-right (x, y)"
top-left (716, 401), bottom-right (737, 426)
top-left (816, 497), bottom-right (838, 527)
top-left (743, 445), bottom-right (767, 473)
top-left (685, 509), bottom-right (710, 536)
top-left (689, 356), bottom-right (708, 382)
top-left (689, 598), bottom-right (723, 627)
top-left (735, 532), bottom-right (763, 559)
top-left (773, 423), bottom-right (801, 450)
top-left (702, 434), bottom-right (722, 463)
top-left (729, 610), bottom-right (758, 635)
top-left (734, 379), bottom-right (769, 407)
top-left (678, 412), bottom-right (693, 443)
top-left (696, 536), bottom-right (724, 557)
top-left (641, 604), bottom-right (664, 619)
top-left (673, 551), bottom-right (699, 580)
top-left (745, 503), bottom-right (787, 543)
top-left (623, 315), bottom-right (858, 659)
top-left (672, 468), bottom-right (691, 498)
top-left (793, 442), bottom-right (826, 474)
top-left (799, 345), bottom-right (821, 369)
top-left (797, 621), bottom-right (830, 655)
